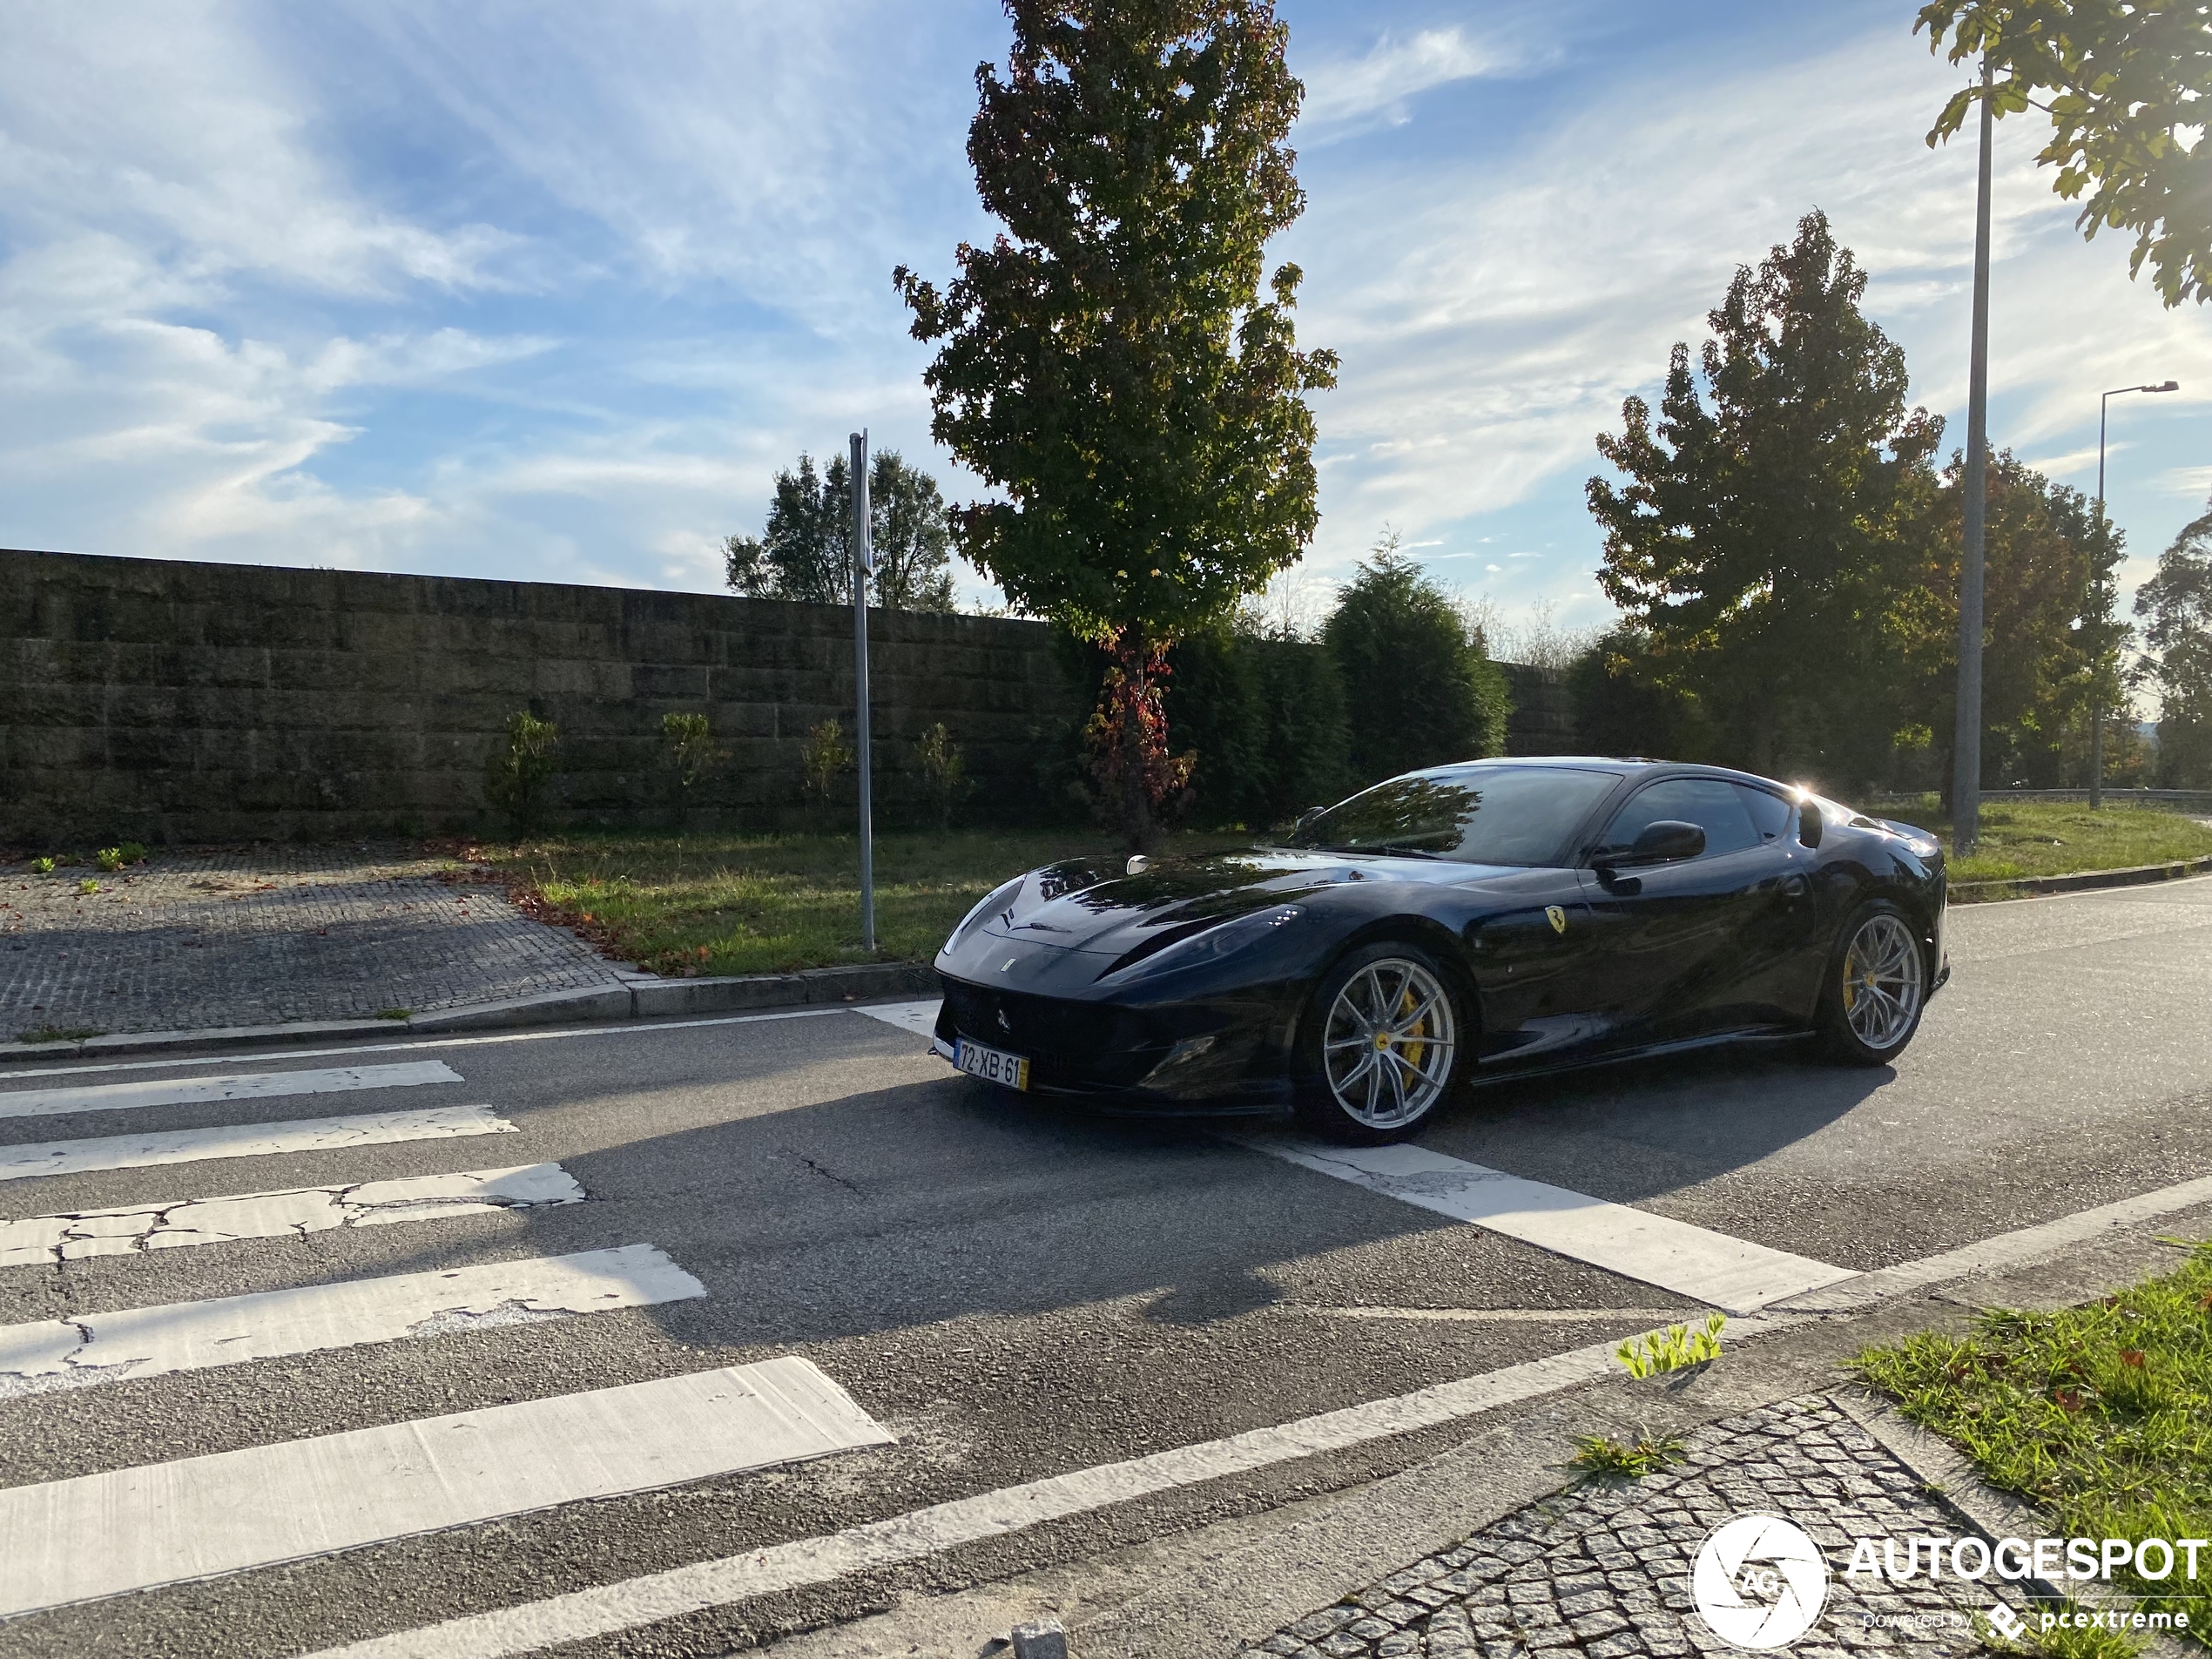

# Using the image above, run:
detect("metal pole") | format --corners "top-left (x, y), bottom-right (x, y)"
top-left (1952, 57), bottom-right (1993, 858)
top-left (2088, 380), bottom-right (2180, 810)
top-left (2093, 392), bottom-right (2110, 810)
top-left (850, 429), bottom-right (875, 952)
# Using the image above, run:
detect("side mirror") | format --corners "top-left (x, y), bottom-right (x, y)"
top-left (1293, 806), bottom-right (1324, 833)
top-left (1628, 819), bottom-right (1706, 864)
top-left (1124, 854), bottom-right (1151, 875)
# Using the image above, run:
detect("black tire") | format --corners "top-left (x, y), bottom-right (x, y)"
top-left (1816, 898), bottom-right (1929, 1066)
top-left (1292, 939), bottom-right (1471, 1143)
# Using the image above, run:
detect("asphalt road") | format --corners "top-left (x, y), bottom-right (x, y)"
top-left (0, 877), bottom-right (2208, 1659)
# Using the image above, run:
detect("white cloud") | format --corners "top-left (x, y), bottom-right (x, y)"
top-left (1298, 28), bottom-right (1521, 136)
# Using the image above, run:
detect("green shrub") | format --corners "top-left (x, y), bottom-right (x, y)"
top-left (800, 718), bottom-right (857, 821)
top-left (914, 723), bottom-right (969, 831)
top-left (117, 841), bottom-right (147, 864)
top-left (94, 846), bottom-right (124, 872)
top-left (77, 878), bottom-right (99, 895)
top-left (1568, 626), bottom-right (1706, 762)
top-left (1325, 535), bottom-right (1509, 788)
top-left (659, 712), bottom-right (728, 822)
top-left (30, 857), bottom-right (54, 875)
top-left (1167, 627), bottom-right (1349, 830)
top-left (485, 711), bottom-right (561, 835)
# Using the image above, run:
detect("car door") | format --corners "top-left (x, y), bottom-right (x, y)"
top-left (1573, 776), bottom-right (1814, 1041)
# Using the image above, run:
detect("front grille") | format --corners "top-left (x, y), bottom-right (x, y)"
top-left (940, 979), bottom-right (1128, 1063)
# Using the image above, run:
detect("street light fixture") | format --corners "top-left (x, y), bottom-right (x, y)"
top-left (2089, 379), bottom-right (2180, 808)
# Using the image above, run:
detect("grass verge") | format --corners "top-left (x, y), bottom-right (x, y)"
top-left (1875, 798), bottom-right (2212, 886)
top-left (470, 827), bottom-right (1252, 977)
top-left (1853, 1242), bottom-right (2212, 1648)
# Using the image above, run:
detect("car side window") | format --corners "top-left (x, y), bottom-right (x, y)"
top-left (1734, 786), bottom-right (1795, 844)
top-left (1595, 778), bottom-right (1762, 860)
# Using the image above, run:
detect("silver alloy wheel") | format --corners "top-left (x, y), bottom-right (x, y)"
top-left (1321, 957), bottom-right (1457, 1130)
top-left (1841, 913), bottom-right (1924, 1051)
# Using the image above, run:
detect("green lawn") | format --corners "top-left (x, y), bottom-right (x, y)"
top-left (1875, 798), bottom-right (2212, 887)
top-left (1854, 1244), bottom-right (2212, 1649)
top-left (474, 827), bottom-right (1251, 977)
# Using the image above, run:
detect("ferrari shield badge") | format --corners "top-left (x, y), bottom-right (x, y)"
top-left (1545, 905), bottom-right (1568, 935)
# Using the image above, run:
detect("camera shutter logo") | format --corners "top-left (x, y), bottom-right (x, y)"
top-left (1692, 1514), bottom-right (1830, 1649)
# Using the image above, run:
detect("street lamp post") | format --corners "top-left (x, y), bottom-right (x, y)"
top-left (1952, 59), bottom-right (1994, 859)
top-left (2089, 380), bottom-right (2179, 808)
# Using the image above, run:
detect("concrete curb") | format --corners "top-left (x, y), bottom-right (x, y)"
top-left (1949, 855), bottom-right (2212, 903)
top-left (0, 960), bottom-right (938, 1064)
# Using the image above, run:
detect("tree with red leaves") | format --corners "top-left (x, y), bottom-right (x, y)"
top-left (895, 0), bottom-right (1336, 851)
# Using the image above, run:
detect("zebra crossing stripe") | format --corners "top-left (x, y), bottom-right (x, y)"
top-left (1231, 1135), bottom-right (1858, 1314)
top-left (0, 1164), bottom-right (583, 1268)
top-left (0, 1244), bottom-right (700, 1397)
top-left (0, 1105), bottom-right (515, 1184)
top-left (0, 1356), bottom-right (892, 1618)
top-left (0, 1061), bottom-right (462, 1123)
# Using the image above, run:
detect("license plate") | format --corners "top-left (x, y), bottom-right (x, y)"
top-left (954, 1037), bottom-right (1030, 1090)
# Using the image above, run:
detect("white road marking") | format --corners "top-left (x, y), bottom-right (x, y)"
top-left (0, 1243), bottom-right (698, 1397)
top-left (0, 1164), bottom-right (583, 1268)
top-left (853, 1000), bottom-right (942, 1037)
top-left (0, 1105), bottom-right (516, 1184)
top-left (0, 1006), bottom-right (847, 1082)
top-left (0, 1061), bottom-right (462, 1122)
top-left (1315, 1305), bottom-right (1700, 1325)
top-left (1233, 1136), bottom-right (1857, 1314)
top-left (0, 1356), bottom-right (891, 1619)
top-left (301, 1317), bottom-right (1800, 1659)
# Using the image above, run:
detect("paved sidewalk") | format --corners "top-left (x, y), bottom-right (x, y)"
top-left (0, 846), bottom-right (623, 1041)
top-left (1243, 1397), bottom-right (2020, 1659)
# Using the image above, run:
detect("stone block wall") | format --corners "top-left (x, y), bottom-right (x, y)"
top-left (0, 550), bottom-right (1084, 844)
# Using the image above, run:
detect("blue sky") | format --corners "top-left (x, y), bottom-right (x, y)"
top-left (4, 0), bottom-right (2209, 662)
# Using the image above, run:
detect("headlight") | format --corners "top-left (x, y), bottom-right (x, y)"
top-left (947, 877), bottom-right (1026, 951)
top-left (1102, 906), bottom-right (1302, 981)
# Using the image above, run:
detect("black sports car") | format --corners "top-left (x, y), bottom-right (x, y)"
top-left (932, 757), bottom-right (1947, 1142)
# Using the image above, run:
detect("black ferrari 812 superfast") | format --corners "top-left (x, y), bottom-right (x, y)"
top-left (931, 758), bottom-right (1947, 1143)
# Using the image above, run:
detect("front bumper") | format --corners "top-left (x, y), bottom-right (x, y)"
top-left (933, 974), bottom-right (1297, 1110)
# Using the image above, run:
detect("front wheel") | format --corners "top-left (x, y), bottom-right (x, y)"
top-left (1293, 941), bottom-right (1468, 1143)
top-left (1817, 900), bottom-right (1928, 1066)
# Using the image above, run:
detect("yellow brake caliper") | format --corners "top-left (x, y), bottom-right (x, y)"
top-left (1397, 986), bottom-right (1426, 1067)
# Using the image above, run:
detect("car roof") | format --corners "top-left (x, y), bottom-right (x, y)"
top-left (1431, 755), bottom-right (1796, 792)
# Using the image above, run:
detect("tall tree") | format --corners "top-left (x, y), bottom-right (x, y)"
top-left (1587, 210), bottom-right (1943, 786)
top-left (2135, 496), bottom-right (2212, 783)
top-left (1892, 450), bottom-right (2114, 791)
top-left (725, 452), bottom-right (850, 605)
top-left (1917, 1), bottom-right (2212, 307)
top-left (1325, 535), bottom-right (1509, 786)
top-left (868, 453), bottom-right (959, 611)
top-left (725, 449), bottom-right (958, 611)
top-left (894, 0), bottom-right (1337, 850)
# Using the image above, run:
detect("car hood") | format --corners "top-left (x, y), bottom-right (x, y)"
top-left (981, 847), bottom-right (1510, 956)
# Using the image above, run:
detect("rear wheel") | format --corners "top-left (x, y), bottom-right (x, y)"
top-left (1817, 900), bottom-right (1927, 1066)
top-left (1293, 941), bottom-right (1467, 1143)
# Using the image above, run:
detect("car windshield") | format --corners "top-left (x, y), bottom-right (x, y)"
top-left (1274, 766), bottom-right (1623, 867)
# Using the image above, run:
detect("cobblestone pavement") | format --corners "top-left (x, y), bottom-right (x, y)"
top-left (1244, 1397), bottom-right (2027, 1659)
top-left (0, 846), bottom-right (624, 1039)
